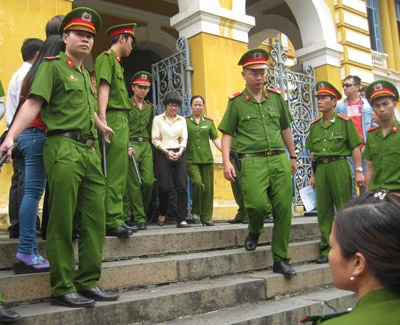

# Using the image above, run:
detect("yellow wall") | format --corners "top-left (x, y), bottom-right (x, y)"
top-left (0, 0), bottom-right (71, 216)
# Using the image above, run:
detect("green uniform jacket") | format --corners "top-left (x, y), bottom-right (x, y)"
top-left (363, 121), bottom-right (400, 191)
top-left (218, 88), bottom-right (293, 153)
top-left (305, 113), bottom-right (361, 158)
top-left (94, 49), bottom-right (130, 110)
top-left (307, 288), bottom-right (400, 324)
top-left (31, 52), bottom-right (97, 137)
top-left (128, 98), bottom-right (154, 143)
top-left (185, 115), bottom-right (219, 164)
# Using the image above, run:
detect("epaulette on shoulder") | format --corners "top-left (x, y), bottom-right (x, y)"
top-left (368, 126), bottom-right (379, 132)
top-left (267, 87), bottom-right (280, 94)
top-left (311, 117), bottom-right (321, 124)
top-left (229, 91), bottom-right (242, 100)
top-left (44, 55), bottom-right (60, 60)
top-left (300, 310), bottom-right (351, 324)
top-left (338, 113), bottom-right (350, 121)
top-left (204, 115), bottom-right (214, 121)
top-left (145, 100), bottom-right (155, 107)
top-left (103, 50), bottom-right (111, 55)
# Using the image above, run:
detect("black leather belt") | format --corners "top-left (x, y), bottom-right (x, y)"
top-left (48, 131), bottom-right (95, 148)
top-left (130, 137), bottom-right (149, 142)
top-left (240, 150), bottom-right (284, 158)
top-left (317, 156), bottom-right (345, 164)
top-left (166, 148), bottom-right (180, 153)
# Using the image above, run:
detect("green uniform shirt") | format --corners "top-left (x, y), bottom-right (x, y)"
top-left (320, 288), bottom-right (400, 324)
top-left (363, 121), bottom-right (400, 191)
top-left (30, 52), bottom-right (97, 137)
top-left (94, 49), bottom-right (130, 110)
top-left (218, 88), bottom-right (293, 153)
top-left (128, 98), bottom-right (154, 147)
top-left (186, 115), bottom-right (219, 164)
top-left (305, 112), bottom-right (361, 158)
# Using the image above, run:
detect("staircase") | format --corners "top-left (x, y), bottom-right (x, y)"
top-left (0, 217), bottom-right (356, 324)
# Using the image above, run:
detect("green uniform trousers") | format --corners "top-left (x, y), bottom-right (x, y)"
top-left (315, 159), bottom-right (352, 256)
top-left (230, 155), bottom-right (247, 221)
top-left (124, 142), bottom-right (154, 225)
top-left (43, 136), bottom-right (105, 296)
top-left (105, 110), bottom-right (129, 229)
top-left (241, 154), bottom-right (292, 261)
top-left (187, 163), bottom-right (214, 222)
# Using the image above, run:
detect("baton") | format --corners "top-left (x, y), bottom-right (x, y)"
top-left (131, 154), bottom-right (142, 184)
top-left (101, 138), bottom-right (107, 179)
top-left (0, 140), bottom-right (20, 168)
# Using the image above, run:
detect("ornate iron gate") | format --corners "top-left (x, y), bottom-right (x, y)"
top-left (265, 39), bottom-right (317, 211)
top-left (151, 37), bottom-right (193, 116)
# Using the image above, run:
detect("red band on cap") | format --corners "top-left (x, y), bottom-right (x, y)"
top-left (64, 18), bottom-right (96, 34)
top-left (316, 87), bottom-right (340, 99)
top-left (109, 27), bottom-right (135, 39)
top-left (370, 88), bottom-right (395, 100)
top-left (242, 57), bottom-right (267, 67)
top-left (133, 77), bottom-right (151, 85)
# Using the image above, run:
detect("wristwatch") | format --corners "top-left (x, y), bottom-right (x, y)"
top-left (355, 167), bottom-right (363, 172)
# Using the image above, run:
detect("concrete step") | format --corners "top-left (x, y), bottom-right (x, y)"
top-left (158, 287), bottom-right (356, 325)
top-left (7, 264), bottom-right (342, 325)
top-left (0, 240), bottom-right (320, 304)
top-left (0, 217), bottom-right (320, 269)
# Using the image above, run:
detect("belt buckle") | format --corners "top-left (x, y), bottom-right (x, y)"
top-left (85, 139), bottom-right (94, 147)
top-left (322, 158), bottom-right (329, 164)
top-left (265, 151), bottom-right (272, 156)
top-left (137, 137), bottom-right (143, 142)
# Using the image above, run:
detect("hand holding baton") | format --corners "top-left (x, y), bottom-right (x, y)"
top-left (131, 154), bottom-right (142, 184)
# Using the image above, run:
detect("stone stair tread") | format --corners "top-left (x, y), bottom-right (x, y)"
top-left (157, 287), bottom-right (355, 325)
top-left (9, 263), bottom-right (333, 324)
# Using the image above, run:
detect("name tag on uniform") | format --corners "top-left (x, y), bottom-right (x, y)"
top-left (268, 107), bottom-right (277, 111)
top-left (331, 132), bottom-right (342, 136)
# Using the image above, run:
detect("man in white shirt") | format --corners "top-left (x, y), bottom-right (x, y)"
top-left (6, 38), bottom-right (43, 238)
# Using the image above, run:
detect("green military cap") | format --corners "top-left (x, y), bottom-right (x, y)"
top-left (130, 71), bottom-right (152, 86)
top-left (106, 23), bottom-right (137, 39)
top-left (315, 80), bottom-right (342, 100)
top-left (365, 80), bottom-right (399, 103)
top-left (238, 48), bottom-right (269, 69)
top-left (0, 80), bottom-right (4, 97)
top-left (59, 7), bottom-right (102, 36)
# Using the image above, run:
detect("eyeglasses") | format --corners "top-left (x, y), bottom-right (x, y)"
top-left (343, 83), bottom-right (354, 88)
top-left (167, 103), bottom-right (180, 108)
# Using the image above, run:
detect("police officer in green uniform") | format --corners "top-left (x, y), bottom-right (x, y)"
top-left (301, 192), bottom-right (400, 324)
top-left (186, 95), bottom-right (221, 225)
top-left (124, 71), bottom-right (154, 230)
top-left (219, 48), bottom-right (297, 277)
top-left (364, 80), bottom-right (400, 192)
top-left (95, 23), bottom-right (136, 237)
top-left (0, 7), bottom-right (118, 307)
top-left (306, 81), bottom-right (364, 264)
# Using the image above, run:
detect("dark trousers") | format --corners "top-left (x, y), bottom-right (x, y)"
top-left (155, 150), bottom-right (188, 223)
top-left (8, 148), bottom-right (24, 235)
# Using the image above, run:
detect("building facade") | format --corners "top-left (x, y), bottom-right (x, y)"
top-left (0, 0), bottom-right (399, 223)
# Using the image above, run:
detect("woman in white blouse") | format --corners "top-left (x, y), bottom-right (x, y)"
top-left (152, 91), bottom-right (190, 228)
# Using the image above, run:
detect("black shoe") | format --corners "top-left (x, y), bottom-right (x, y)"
top-left (272, 260), bottom-right (297, 277)
top-left (202, 221), bottom-right (214, 226)
top-left (0, 303), bottom-right (20, 322)
top-left (51, 292), bottom-right (95, 308)
top-left (8, 231), bottom-right (19, 239)
top-left (123, 223), bottom-right (138, 233)
top-left (241, 218), bottom-right (249, 224)
top-left (137, 223), bottom-right (147, 230)
top-left (244, 232), bottom-right (259, 251)
top-left (316, 255), bottom-right (329, 264)
top-left (125, 219), bottom-right (136, 227)
top-left (228, 218), bottom-right (242, 224)
top-left (106, 226), bottom-right (132, 237)
top-left (79, 287), bottom-right (119, 302)
top-left (264, 216), bottom-right (274, 223)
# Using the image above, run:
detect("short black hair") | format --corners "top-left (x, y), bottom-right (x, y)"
top-left (344, 75), bottom-right (361, 86)
top-left (190, 95), bottom-right (205, 105)
top-left (110, 34), bottom-right (136, 46)
top-left (163, 90), bottom-right (183, 107)
top-left (21, 38), bottom-right (44, 62)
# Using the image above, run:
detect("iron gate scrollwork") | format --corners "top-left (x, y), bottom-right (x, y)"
top-left (265, 39), bottom-right (318, 211)
top-left (151, 37), bottom-right (193, 116)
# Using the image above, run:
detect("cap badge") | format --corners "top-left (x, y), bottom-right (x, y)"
top-left (374, 83), bottom-right (382, 90)
top-left (141, 74), bottom-right (148, 79)
top-left (319, 83), bottom-right (325, 89)
top-left (82, 11), bottom-right (92, 22)
top-left (253, 52), bottom-right (262, 59)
